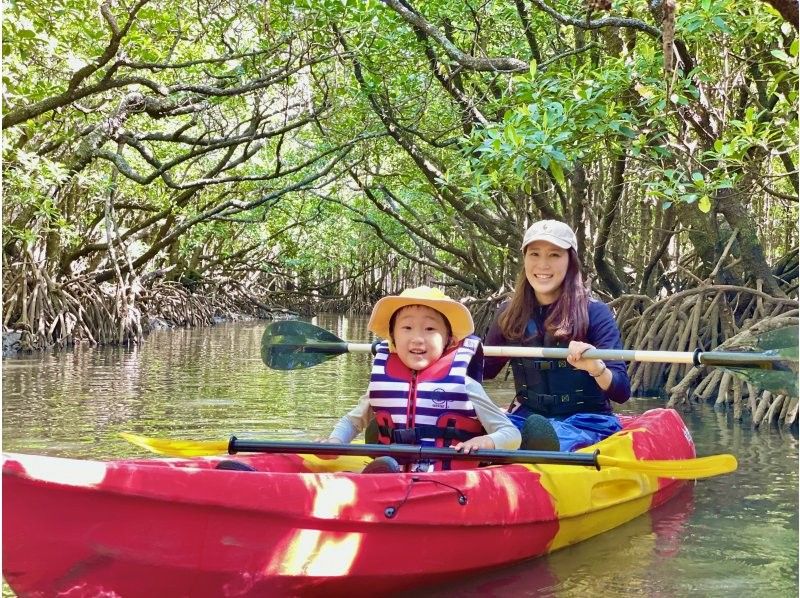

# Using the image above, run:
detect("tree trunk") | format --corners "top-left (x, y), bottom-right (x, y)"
top-left (593, 155), bottom-right (626, 296)
top-left (762, 0), bottom-right (799, 30)
top-left (716, 189), bottom-right (787, 297)
top-left (675, 201), bottom-right (722, 278)
top-left (571, 161), bottom-right (589, 258)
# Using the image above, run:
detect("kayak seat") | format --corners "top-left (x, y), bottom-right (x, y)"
top-left (214, 460), bottom-right (258, 472)
top-left (362, 456), bottom-right (402, 474)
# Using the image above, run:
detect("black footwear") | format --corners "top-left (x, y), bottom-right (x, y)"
top-left (364, 417), bottom-right (379, 444)
top-left (521, 415), bottom-right (560, 451)
top-left (214, 459), bottom-right (257, 472)
top-left (362, 456), bottom-right (402, 474)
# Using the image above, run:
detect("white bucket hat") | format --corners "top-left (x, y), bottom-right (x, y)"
top-left (368, 286), bottom-right (474, 342)
top-left (520, 220), bottom-right (577, 251)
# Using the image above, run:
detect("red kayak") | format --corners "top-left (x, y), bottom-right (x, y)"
top-left (3, 408), bottom-right (695, 597)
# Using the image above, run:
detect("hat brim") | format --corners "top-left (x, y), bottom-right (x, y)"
top-left (368, 296), bottom-right (474, 342)
top-left (521, 233), bottom-right (573, 250)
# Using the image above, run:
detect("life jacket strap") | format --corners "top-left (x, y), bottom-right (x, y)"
top-left (376, 424), bottom-right (478, 445)
top-left (516, 391), bottom-right (610, 417)
top-left (524, 359), bottom-right (571, 370)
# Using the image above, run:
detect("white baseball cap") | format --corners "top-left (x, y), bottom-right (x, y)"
top-left (520, 220), bottom-right (577, 251)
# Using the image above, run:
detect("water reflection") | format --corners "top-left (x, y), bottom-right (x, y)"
top-left (2, 316), bottom-right (798, 595)
top-left (2, 317), bottom-right (374, 459)
top-left (405, 485), bottom-right (696, 597)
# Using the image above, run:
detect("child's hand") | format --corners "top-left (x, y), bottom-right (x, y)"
top-left (316, 437), bottom-right (341, 443)
top-left (453, 435), bottom-right (495, 453)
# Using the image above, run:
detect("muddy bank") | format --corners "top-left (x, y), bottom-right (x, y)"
top-left (2, 278), bottom-right (297, 357)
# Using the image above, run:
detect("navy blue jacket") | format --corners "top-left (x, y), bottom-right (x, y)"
top-left (483, 299), bottom-right (631, 405)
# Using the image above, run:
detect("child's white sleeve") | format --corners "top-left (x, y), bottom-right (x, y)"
top-left (328, 392), bottom-right (373, 443)
top-left (466, 378), bottom-right (521, 450)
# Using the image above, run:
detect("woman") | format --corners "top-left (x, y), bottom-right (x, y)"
top-left (484, 220), bottom-right (631, 451)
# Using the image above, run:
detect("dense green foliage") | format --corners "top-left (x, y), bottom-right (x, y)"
top-left (3, 0), bottom-right (797, 314)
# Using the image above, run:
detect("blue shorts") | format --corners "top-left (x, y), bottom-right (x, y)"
top-left (509, 412), bottom-right (622, 452)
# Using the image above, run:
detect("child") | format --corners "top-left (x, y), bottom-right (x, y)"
top-left (323, 286), bottom-right (520, 472)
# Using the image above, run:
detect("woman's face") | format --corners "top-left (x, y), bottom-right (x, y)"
top-left (524, 241), bottom-right (570, 304)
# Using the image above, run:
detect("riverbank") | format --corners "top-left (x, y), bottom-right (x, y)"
top-left (2, 277), bottom-right (297, 358)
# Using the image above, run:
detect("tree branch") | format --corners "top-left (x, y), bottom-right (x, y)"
top-left (378, 0), bottom-right (529, 72)
top-left (529, 0), bottom-right (661, 38)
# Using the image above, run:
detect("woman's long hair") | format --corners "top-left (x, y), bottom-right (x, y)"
top-left (498, 248), bottom-right (589, 342)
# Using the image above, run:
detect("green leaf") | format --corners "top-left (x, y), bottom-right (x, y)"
top-left (771, 49), bottom-right (791, 63)
top-left (505, 124), bottom-right (522, 147)
top-left (698, 195), bottom-right (712, 213)
top-left (712, 16), bottom-right (731, 34)
top-left (549, 161), bottom-right (565, 187)
top-left (716, 178), bottom-right (734, 189)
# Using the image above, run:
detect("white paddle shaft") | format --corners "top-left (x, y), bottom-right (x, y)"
top-left (343, 343), bottom-right (783, 367)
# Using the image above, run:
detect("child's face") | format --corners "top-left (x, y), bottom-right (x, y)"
top-left (391, 305), bottom-right (450, 371)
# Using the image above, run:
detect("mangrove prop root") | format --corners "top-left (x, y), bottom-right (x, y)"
top-left (2, 262), bottom-right (291, 351)
top-left (784, 398), bottom-right (799, 427)
top-left (766, 395), bottom-right (786, 427)
top-left (753, 391), bottom-right (773, 427)
top-left (4, 267), bottom-right (797, 427)
top-left (615, 284), bottom-right (797, 425)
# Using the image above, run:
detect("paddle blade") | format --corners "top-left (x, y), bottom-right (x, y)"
top-left (261, 320), bottom-right (348, 370)
top-left (597, 453), bottom-right (737, 480)
top-left (119, 433), bottom-right (229, 457)
top-left (723, 326), bottom-right (799, 397)
top-left (756, 325), bottom-right (799, 355)
top-left (724, 366), bottom-right (798, 398)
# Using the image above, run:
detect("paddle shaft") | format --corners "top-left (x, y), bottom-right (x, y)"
top-left (120, 432), bottom-right (737, 478)
top-left (322, 343), bottom-right (783, 368)
top-left (228, 437), bottom-right (600, 467)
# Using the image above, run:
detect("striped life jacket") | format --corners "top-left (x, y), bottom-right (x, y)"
top-left (368, 335), bottom-right (485, 471)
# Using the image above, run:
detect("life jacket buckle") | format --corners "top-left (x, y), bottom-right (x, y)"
top-left (391, 428), bottom-right (418, 445)
top-left (527, 360), bottom-right (570, 371)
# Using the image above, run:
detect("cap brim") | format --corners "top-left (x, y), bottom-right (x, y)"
top-left (368, 296), bottom-right (474, 343)
top-left (521, 234), bottom-right (573, 250)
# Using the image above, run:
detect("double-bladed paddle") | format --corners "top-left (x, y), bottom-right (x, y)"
top-left (261, 321), bottom-right (798, 396)
top-left (118, 432), bottom-right (737, 480)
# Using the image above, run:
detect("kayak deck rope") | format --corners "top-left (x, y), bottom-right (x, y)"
top-left (385, 477), bottom-right (468, 519)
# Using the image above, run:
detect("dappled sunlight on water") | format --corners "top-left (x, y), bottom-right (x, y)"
top-left (3, 316), bottom-right (797, 595)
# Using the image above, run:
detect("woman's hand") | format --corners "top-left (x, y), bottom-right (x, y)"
top-left (453, 435), bottom-right (495, 453)
top-left (566, 340), bottom-right (605, 377)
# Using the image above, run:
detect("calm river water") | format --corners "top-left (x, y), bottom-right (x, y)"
top-left (2, 315), bottom-right (798, 597)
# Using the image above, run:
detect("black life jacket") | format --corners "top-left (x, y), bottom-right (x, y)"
top-left (509, 310), bottom-right (610, 417)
